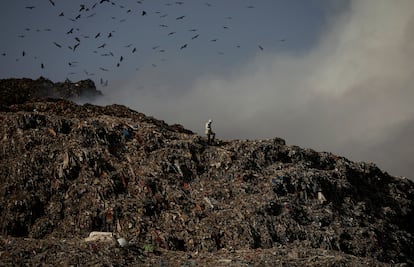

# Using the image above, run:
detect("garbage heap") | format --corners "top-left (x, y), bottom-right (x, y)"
top-left (0, 77), bottom-right (102, 109)
top-left (0, 78), bottom-right (413, 266)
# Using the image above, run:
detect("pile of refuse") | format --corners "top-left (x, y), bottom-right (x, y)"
top-left (0, 78), bottom-right (413, 266)
top-left (0, 77), bottom-right (102, 109)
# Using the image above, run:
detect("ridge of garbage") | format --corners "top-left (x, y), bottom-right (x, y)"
top-left (0, 78), bottom-right (413, 266)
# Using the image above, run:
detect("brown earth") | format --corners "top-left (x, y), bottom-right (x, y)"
top-left (0, 78), bottom-right (413, 266)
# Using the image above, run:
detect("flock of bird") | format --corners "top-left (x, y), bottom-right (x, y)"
top-left (2, 0), bottom-right (285, 87)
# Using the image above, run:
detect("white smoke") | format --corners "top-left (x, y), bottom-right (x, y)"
top-left (98, 0), bottom-right (414, 178)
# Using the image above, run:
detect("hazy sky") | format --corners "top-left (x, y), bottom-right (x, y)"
top-left (1, 0), bottom-right (413, 179)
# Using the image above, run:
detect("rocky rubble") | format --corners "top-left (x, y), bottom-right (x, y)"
top-left (0, 78), bottom-right (413, 266)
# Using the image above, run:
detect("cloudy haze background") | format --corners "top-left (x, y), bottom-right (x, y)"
top-left (1, 0), bottom-right (413, 179)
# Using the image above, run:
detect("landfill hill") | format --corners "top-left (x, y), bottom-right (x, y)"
top-left (0, 77), bottom-right (413, 266)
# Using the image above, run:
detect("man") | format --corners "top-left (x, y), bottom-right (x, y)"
top-left (205, 119), bottom-right (215, 145)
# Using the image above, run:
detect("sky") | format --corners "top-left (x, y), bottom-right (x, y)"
top-left (1, 0), bottom-right (413, 179)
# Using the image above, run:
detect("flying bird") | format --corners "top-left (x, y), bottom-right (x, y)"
top-left (75, 37), bottom-right (80, 42)
top-left (25, 6), bottom-right (35, 10)
top-left (53, 42), bottom-right (62, 48)
top-left (132, 47), bottom-right (137, 53)
top-left (176, 15), bottom-right (185, 20)
top-left (168, 32), bottom-right (175, 36)
top-left (191, 34), bottom-right (199, 39)
top-left (211, 38), bottom-right (218, 42)
top-left (79, 5), bottom-right (86, 12)
top-left (142, 10), bottom-right (146, 16)
top-left (180, 44), bottom-right (187, 49)
top-left (108, 32), bottom-right (113, 38)
top-left (159, 24), bottom-right (168, 28)
top-left (73, 43), bottom-right (80, 51)
top-left (49, 0), bottom-right (55, 6)
top-left (99, 67), bottom-right (109, 71)
top-left (98, 43), bottom-right (106, 48)
top-left (258, 45), bottom-right (263, 50)
top-left (22, 51), bottom-right (26, 57)
top-left (120, 56), bottom-right (124, 62)
top-left (75, 14), bottom-right (81, 20)
top-left (41, 63), bottom-right (44, 69)
top-left (95, 32), bottom-right (101, 38)
top-left (67, 28), bottom-right (74, 34)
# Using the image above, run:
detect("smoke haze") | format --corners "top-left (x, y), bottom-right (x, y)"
top-left (97, 0), bottom-right (414, 179)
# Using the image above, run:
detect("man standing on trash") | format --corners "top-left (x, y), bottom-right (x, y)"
top-left (205, 119), bottom-right (215, 145)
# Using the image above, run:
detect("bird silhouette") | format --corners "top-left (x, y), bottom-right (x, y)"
top-left (132, 48), bottom-right (137, 53)
top-left (191, 34), bottom-right (199, 39)
top-left (53, 42), bottom-right (62, 48)
top-left (41, 63), bottom-right (44, 69)
top-left (22, 51), bottom-right (26, 57)
top-left (25, 6), bottom-right (35, 10)
top-left (180, 44), bottom-right (187, 49)
top-left (120, 56), bottom-right (124, 62)
top-left (99, 67), bottom-right (109, 71)
top-left (142, 11), bottom-right (147, 16)
top-left (49, 0), bottom-right (55, 6)
top-left (258, 45), bottom-right (263, 50)
top-left (75, 37), bottom-right (80, 42)
top-left (66, 28), bottom-right (74, 34)
top-left (176, 15), bottom-right (185, 20)
top-left (168, 32), bottom-right (176, 36)
top-left (108, 32), bottom-right (113, 38)
top-left (95, 32), bottom-right (101, 38)
top-left (98, 43), bottom-right (106, 48)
